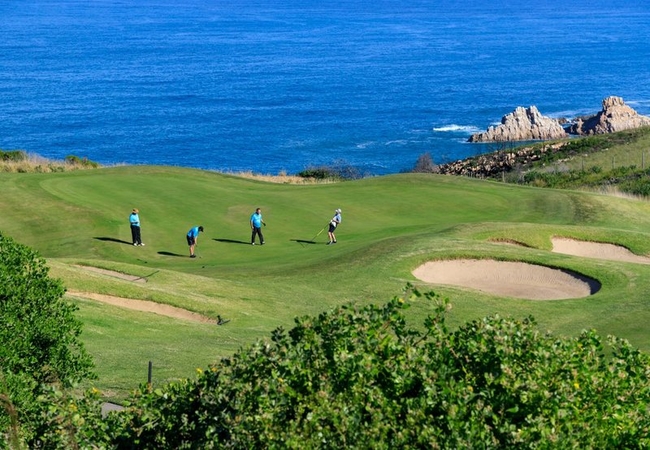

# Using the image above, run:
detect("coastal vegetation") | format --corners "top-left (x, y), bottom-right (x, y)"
top-left (0, 234), bottom-right (96, 447)
top-left (3, 138), bottom-right (650, 445)
top-left (103, 291), bottom-right (650, 448)
top-left (431, 126), bottom-right (650, 197)
top-left (0, 150), bottom-right (100, 173)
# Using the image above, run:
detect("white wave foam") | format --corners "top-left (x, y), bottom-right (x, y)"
top-left (433, 124), bottom-right (481, 133)
top-left (550, 109), bottom-right (594, 118)
top-left (625, 99), bottom-right (650, 113)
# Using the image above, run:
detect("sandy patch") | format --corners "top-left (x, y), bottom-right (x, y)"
top-left (412, 259), bottom-right (599, 300)
top-left (74, 265), bottom-right (148, 283)
top-left (551, 238), bottom-right (650, 264)
top-left (67, 291), bottom-right (216, 323)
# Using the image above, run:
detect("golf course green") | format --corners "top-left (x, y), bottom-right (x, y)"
top-left (3, 165), bottom-right (650, 401)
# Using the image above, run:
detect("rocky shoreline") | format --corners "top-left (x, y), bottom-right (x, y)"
top-left (436, 96), bottom-right (650, 178)
top-left (468, 96), bottom-right (650, 143)
top-left (436, 142), bottom-right (565, 178)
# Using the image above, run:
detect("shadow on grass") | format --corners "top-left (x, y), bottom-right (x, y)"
top-left (95, 237), bottom-right (133, 245)
top-left (157, 251), bottom-right (186, 257)
top-left (214, 238), bottom-right (249, 245)
top-left (291, 239), bottom-right (318, 245)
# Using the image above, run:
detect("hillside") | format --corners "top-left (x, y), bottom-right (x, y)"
top-left (3, 166), bottom-right (650, 399)
top-left (437, 126), bottom-right (650, 195)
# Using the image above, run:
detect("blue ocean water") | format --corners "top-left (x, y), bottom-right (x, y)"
top-left (1, 0), bottom-right (649, 175)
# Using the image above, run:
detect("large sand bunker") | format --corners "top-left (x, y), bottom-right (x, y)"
top-left (412, 259), bottom-right (600, 300)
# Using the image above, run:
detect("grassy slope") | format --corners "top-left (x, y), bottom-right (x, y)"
top-left (3, 166), bottom-right (650, 400)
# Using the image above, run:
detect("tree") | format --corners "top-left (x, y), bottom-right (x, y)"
top-left (412, 152), bottom-right (438, 173)
top-left (0, 233), bottom-right (95, 446)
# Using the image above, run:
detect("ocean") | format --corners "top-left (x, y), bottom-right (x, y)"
top-left (1, 0), bottom-right (649, 175)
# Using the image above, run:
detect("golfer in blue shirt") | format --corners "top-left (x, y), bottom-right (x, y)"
top-left (186, 225), bottom-right (203, 258)
top-left (250, 208), bottom-right (266, 245)
top-left (129, 208), bottom-right (144, 246)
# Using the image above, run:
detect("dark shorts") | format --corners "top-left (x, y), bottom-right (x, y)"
top-left (187, 235), bottom-right (196, 246)
top-left (328, 223), bottom-right (337, 233)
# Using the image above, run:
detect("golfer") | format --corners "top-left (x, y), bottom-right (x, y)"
top-left (250, 207), bottom-right (266, 245)
top-left (129, 208), bottom-right (144, 246)
top-left (327, 208), bottom-right (342, 245)
top-left (186, 225), bottom-right (203, 258)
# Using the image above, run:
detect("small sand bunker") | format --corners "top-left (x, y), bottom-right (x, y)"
top-left (67, 291), bottom-right (216, 323)
top-left (412, 259), bottom-right (599, 300)
top-left (551, 238), bottom-right (650, 264)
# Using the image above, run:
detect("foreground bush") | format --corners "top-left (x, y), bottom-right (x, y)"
top-left (0, 233), bottom-right (95, 447)
top-left (1, 233), bottom-right (648, 448)
top-left (107, 287), bottom-right (650, 448)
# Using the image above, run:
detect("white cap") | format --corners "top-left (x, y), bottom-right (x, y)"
top-left (336, 208), bottom-right (341, 213)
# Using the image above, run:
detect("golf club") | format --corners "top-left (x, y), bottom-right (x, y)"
top-left (133, 270), bottom-right (160, 282)
top-left (308, 226), bottom-right (327, 243)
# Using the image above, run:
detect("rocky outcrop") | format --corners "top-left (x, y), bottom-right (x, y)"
top-left (468, 106), bottom-right (567, 143)
top-left (568, 96), bottom-right (650, 135)
top-left (438, 143), bottom-right (564, 178)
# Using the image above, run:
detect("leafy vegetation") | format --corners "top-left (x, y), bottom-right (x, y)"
top-left (0, 233), bottom-right (95, 447)
top-left (107, 288), bottom-right (649, 448)
top-left (8, 285), bottom-right (649, 447)
top-left (426, 126), bottom-right (650, 196)
top-left (0, 151), bottom-right (27, 162)
top-left (0, 150), bottom-right (100, 173)
top-left (298, 160), bottom-right (367, 180)
top-left (64, 155), bottom-right (100, 169)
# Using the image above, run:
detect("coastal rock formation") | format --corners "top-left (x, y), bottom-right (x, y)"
top-left (568, 96), bottom-right (650, 135)
top-left (468, 106), bottom-right (567, 143)
top-left (438, 143), bottom-right (564, 178)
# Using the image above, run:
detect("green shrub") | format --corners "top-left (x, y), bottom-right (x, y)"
top-left (106, 286), bottom-right (650, 448)
top-left (0, 150), bottom-right (27, 162)
top-left (298, 160), bottom-right (366, 180)
top-left (0, 233), bottom-right (95, 446)
top-left (65, 155), bottom-right (99, 168)
top-left (297, 167), bottom-right (339, 180)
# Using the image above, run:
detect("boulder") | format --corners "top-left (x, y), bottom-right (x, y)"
top-left (568, 96), bottom-right (650, 135)
top-left (468, 106), bottom-right (567, 143)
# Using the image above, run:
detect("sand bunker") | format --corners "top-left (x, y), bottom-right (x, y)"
top-left (551, 238), bottom-right (650, 264)
top-left (412, 259), bottom-right (599, 300)
top-left (67, 291), bottom-right (216, 323)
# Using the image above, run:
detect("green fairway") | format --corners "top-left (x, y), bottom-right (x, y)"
top-left (3, 165), bottom-right (650, 401)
